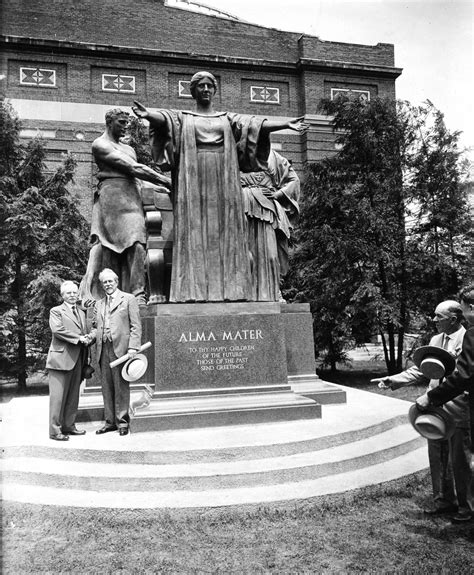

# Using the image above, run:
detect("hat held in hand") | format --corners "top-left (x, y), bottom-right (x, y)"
top-left (121, 353), bottom-right (148, 382)
top-left (408, 404), bottom-right (455, 441)
top-left (413, 345), bottom-right (456, 379)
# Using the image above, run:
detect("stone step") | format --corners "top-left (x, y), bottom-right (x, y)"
top-left (130, 387), bottom-right (322, 432)
top-left (0, 385), bottom-right (429, 508)
top-left (77, 377), bottom-right (347, 429)
top-left (2, 424), bottom-right (423, 491)
top-left (2, 414), bottom-right (409, 465)
top-left (1, 447), bottom-right (427, 508)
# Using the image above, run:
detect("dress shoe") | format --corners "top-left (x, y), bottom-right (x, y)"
top-left (50, 434), bottom-right (69, 441)
top-left (119, 427), bottom-right (129, 436)
top-left (423, 505), bottom-right (458, 516)
top-left (452, 511), bottom-right (472, 523)
top-left (96, 425), bottom-right (118, 435)
top-left (63, 428), bottom-right (86, 436)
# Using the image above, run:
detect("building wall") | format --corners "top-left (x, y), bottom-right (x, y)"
top-left (1, 0), bottom-right (402, 218)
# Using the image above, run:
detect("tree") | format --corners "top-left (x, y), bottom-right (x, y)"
top-left (0, 100), bottom-right (89, 388)
top-left (406, 102), bottom-right (472, 313)
top-left (126, 116), bottom-right (155, 166)
top-left (286, 97), bottom-right (471, 373)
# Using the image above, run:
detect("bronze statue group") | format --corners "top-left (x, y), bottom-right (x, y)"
top-left (47, 70), bottom-right (306, 441)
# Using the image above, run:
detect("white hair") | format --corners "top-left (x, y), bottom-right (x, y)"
top-left (98, 268), bottom-right (118, 282)
top-left (60, 281), bottom-right (78, 296)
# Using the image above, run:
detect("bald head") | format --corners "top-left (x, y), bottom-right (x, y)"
top-left (433, 300), bottom-right (463, 335)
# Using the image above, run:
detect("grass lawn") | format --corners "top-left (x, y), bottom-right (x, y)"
top-left (2, 474), bottom-right (474, 574)
top-left (318, 359), bottom-right (427, 403)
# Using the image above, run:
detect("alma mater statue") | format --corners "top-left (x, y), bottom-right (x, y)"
top-left (132, 71), bottom-right (308, 303)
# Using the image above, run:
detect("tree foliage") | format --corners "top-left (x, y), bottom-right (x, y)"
top-left (406, 102), bottom-right (472, 308)
top-left (0, 100), bottom-right (89, 387)
top-left (285, 97), bottom-right (472, 373)
top-left (126, 116), bottom-right (155, 166)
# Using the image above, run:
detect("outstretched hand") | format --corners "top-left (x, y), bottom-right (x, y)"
top-left (132, 101), bottom-right (149, 119)
top-left (153, 171), bottom-right (172, 189)
top-left (370, 377), bottom-right (391, 390)
top-left (289, 116), bottom-right (310, 134)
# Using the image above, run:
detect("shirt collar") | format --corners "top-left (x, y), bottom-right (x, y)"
top-left (447, 325), bottom-right (465, 340)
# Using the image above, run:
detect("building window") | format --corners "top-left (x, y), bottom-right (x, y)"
top-left (250, 86), bottom-right (280, 104)
top-left (330, 88), bottom-right (370, 102)
top-left (178, 80), bottom-right (192, 98)
top-left (20, 67), bottom-right (56, 88)
top-left (102, 74), bottom-right (136, 93)
top-left (20, 129), bottom-right (57, 139)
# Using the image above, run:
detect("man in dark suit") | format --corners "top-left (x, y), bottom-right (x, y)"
top-left (46, 280), bottom-right (95, 441)
top-left (417, 284), bottom-right (474, 522)
top-left (94, 268), bottom-right (141, 436)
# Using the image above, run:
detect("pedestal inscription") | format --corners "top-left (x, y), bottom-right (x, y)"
top-left (142, 303), bottom-right (288, 391)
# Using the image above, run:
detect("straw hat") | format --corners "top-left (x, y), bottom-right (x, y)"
top-left (408, 404), bottom-right (455, 440)
top-left (121, 354), bottom-right (148, 382)
top-left (413, 345), bottom-right (456, 379)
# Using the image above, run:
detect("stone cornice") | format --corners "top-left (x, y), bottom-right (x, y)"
top-left (297, 58), bottom-right (402, 79)
top-left (1, 35), bottom-right (402, 78)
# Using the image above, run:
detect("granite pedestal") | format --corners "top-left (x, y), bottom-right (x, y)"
top-left (78, 302), bottom-right (346, 430)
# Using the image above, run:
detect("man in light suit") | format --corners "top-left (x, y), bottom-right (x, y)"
top-left (46, 281), bottom-right (95, 441)
top-left (373, 300), bottom-right (472, 520)
top-left (417, 285), bottom-right (474, 522)
top-left (94, 268), bottom-right (141, 436)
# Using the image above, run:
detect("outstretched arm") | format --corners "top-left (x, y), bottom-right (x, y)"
top-left (371, 366), bottom-right (428, 390)
top-left (261, 116), bottom-right (309, 136)
top-left (132, 101), bottom-right (167, 129)
top-left (92, 139), bottom-right (170, 187)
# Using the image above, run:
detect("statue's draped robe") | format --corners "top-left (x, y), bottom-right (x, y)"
top-left (241, 150), bottom-right (300, 301)
top-left (149, 110), bottom-right (270, 302)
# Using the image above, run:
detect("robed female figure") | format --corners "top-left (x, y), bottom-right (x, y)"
top-left (133, 71), bottom-right (307, 303)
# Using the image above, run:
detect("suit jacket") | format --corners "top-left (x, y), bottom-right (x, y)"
top-left (428, 326), bottom-right (474, 407)
top-left (94, 289), bottom-right (141, 361)
top-left (389, 327), bottom-right (469, 425)
top-left (46, 303), bottom-right (88, 371)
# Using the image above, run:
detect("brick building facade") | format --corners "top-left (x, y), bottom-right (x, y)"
top-left (0, 0), bottom-right (402, 218)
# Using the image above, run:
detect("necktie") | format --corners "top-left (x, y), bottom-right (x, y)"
top-left (72, 305), bottom-right (83, 332)
top-left (103, 297), bottom-right (112, 341)
top-left (441, 333), bottom-right (449, 351)
top-left (439, 333), bottom-right (450, 383)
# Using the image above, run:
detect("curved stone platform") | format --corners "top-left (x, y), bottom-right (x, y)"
top-left (0, 384), bottom-right (428, 508)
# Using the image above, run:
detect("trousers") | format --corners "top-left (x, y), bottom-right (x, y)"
top-left (428, 426), bottom-right (472, 513)
top-left (100, 340), bottom-right (130, 428)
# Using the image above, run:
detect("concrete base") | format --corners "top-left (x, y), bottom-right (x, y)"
top-left (77, 379), bottom-right (346, 430)
top-left (289, 375), bottom-right (347, 405)
top-left (76, 384), bottom-right (154, 423)
top-left (130, 385), bottom-right (321, 432)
